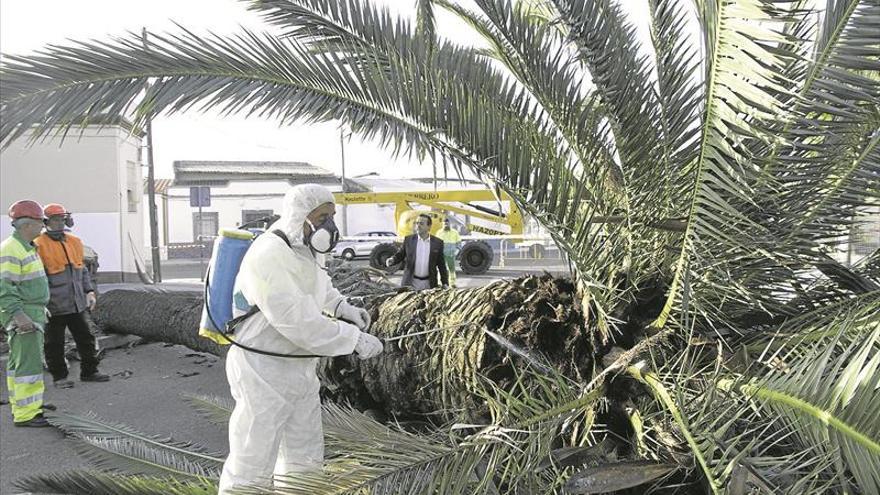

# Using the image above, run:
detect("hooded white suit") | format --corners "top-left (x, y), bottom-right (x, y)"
top-left (218, 184), bottom-right (382, 494)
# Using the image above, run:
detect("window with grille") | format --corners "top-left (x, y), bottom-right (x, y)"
top-left (241, 209), bottom-right (274, 226)
top-left (193, 212), bottom-right (219, 242)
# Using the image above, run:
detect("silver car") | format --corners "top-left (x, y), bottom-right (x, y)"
top-left (334, 231), bottom-right (397, 260)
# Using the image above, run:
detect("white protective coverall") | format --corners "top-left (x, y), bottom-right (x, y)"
top-left (218, 184), bottom-right (381, 494)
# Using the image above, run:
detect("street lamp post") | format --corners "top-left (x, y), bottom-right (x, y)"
top-left (340, 128), bottom-right (349, 236)
top-left (143, 28), bottom-right (162, 283)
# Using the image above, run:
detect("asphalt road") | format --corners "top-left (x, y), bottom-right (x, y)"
top-left (0, 342), bottom-right (230, 495)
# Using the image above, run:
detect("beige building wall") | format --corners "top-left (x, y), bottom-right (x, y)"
top-left (0, 126), bottom-right (145, 283)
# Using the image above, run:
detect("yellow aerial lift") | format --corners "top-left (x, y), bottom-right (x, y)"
top-left (333, 190), bottom-right (524, 274)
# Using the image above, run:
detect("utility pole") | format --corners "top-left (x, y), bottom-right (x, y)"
top-left (340, 128), bottom-right (348, 236)
top-left (143, 28), bottom-right (162, 283)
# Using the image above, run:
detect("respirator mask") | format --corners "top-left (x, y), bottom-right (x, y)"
top-left (304, 217), bottom-right (340, 254)
top-left (45, 214), bottom-right (74, 240)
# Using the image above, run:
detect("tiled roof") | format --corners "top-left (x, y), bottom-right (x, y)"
top-left (174, 160), bottom-right (332, 176)
top-left (172, 160), bottom-right (338, 185)
top-left (142, 178), bottom-right (173, 195)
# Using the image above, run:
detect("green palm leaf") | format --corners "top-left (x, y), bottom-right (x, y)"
top-left (648, 0), bottom-right (802, 332)
top-left (724, 322), bottom-right (880, 491)
top-left (66, 436), bottom-right (221, 480)
top-left (48, 412), bottom-right (224, 479)
top-left (14, 470), bottom-right (216, 495)
top-left (628, 349), bottom-right (849, 493)
top-left (181, 392), bottom-right (233, 425)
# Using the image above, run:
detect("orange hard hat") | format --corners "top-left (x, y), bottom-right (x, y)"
top-left (8, 200), bottom-right (44, 221)
top-left (43, 203), bottom-right (70, 217)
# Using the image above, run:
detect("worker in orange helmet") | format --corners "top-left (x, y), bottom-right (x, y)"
top-left (33, 203), bottom-right (109, 388)
top-left (1, 200), bottom-right (52, 426)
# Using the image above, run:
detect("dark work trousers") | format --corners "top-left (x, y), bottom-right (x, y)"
top-left (44, 312), bottom-right (99, 380)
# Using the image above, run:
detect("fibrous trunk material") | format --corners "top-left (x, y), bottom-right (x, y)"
top-left (92, 288), bottom-right (225, 356)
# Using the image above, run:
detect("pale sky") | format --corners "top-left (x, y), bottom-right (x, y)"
top-left (0, 0), bottom-right (657, 182)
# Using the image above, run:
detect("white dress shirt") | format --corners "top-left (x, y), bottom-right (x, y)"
top-left (414, 235), bottom-right (431, 279)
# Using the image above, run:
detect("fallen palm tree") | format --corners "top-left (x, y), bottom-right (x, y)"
top-left (5, 0), bottom-right (880, 492)
top-left (93, 272), bottom-right (601, 424)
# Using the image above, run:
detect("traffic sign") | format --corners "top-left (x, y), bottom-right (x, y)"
top-left (189, 186), bottom-right (211, 207)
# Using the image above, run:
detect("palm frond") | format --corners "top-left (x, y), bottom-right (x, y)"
top-left (629, 344), bottom-right (846, 494)
top-left (416, 0), bottom-right (436, 41)
top-left (248, 0), bottom-right (406, 49)
top-left (724, 321), bottom-right (880, 492)
top-left (648, 0), bottom-right (799, 333)
top-left (647, 0), bottom-right (703, 178)
top-left (66, 435), bottom-right (222, 480)
top-left (857, 249), bottom-right (880, 281)
top-left (550, 0), bottom-right (665, 171)
top-left (14, 470), bottom-right (215, 495)
top-left (48, 412), bottom-right (224, 478)
top-left (627, 361), bottom-right (723, 493)
top-left (753, 1), bottom-right (880, 257)
top-left (438, 0), bottom-right (611, 173)
top-left (181, 392), bottom-right (233, 425)
top-left (741, 290), bottom-right (880, 354)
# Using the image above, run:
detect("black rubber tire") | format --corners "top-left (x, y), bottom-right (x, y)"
top-left (459, 241), bottom-right (493, 275)
top-left (370, 242), bottom-right (401, 271)
top-left (528, 244), bottom-right (546, 258)
top-left (342, 248), bottom-right (356, 260)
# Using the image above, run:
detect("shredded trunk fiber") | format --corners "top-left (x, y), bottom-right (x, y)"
top-left (322, 274), bottom-right (591, 420)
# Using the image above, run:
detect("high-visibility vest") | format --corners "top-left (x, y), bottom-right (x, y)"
top-left (34, 232), bottom-right (85, 275)
top-left (0, 233), bottom-right (50, 327)
top-left (436, 228), bottom-right (461, 256)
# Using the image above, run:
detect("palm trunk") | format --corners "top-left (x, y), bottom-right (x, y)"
top-left (93, 275), bottom-right (590, 421)
top-left (92, 289), bottom-right (225, 356)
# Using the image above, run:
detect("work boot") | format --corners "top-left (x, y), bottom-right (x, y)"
top-left (43, 403), bottom-right (57, 411)
top-left (14, 414), bottom-right (50, 428)
top-left (53, 378), bottom-right (75, 389)
top-left (81, 372), bottom-right (110, 382)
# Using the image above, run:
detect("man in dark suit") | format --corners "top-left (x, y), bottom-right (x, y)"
top-left (385, 214), bottom-right (449, 290)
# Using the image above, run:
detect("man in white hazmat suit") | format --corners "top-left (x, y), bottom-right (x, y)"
top-left (218, 184), bottom-right (384, 493)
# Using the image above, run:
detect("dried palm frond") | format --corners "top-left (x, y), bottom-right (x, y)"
top-left (181, 393), bottom-right (233, 426)
top-left (14, 470), bottom-right (216, 495)
top-left (48, 412), bottom-right (224, 479)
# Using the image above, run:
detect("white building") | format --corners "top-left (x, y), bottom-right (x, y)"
top-left (154, 161), bottom-right (342, 257)
top-left (1, 124), bottom-right (146, 282)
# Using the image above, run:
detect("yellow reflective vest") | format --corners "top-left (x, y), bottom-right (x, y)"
top-left (436, 228), bottom-right (461, 256)
top-left (0, 232), bottom-right (50, 328)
